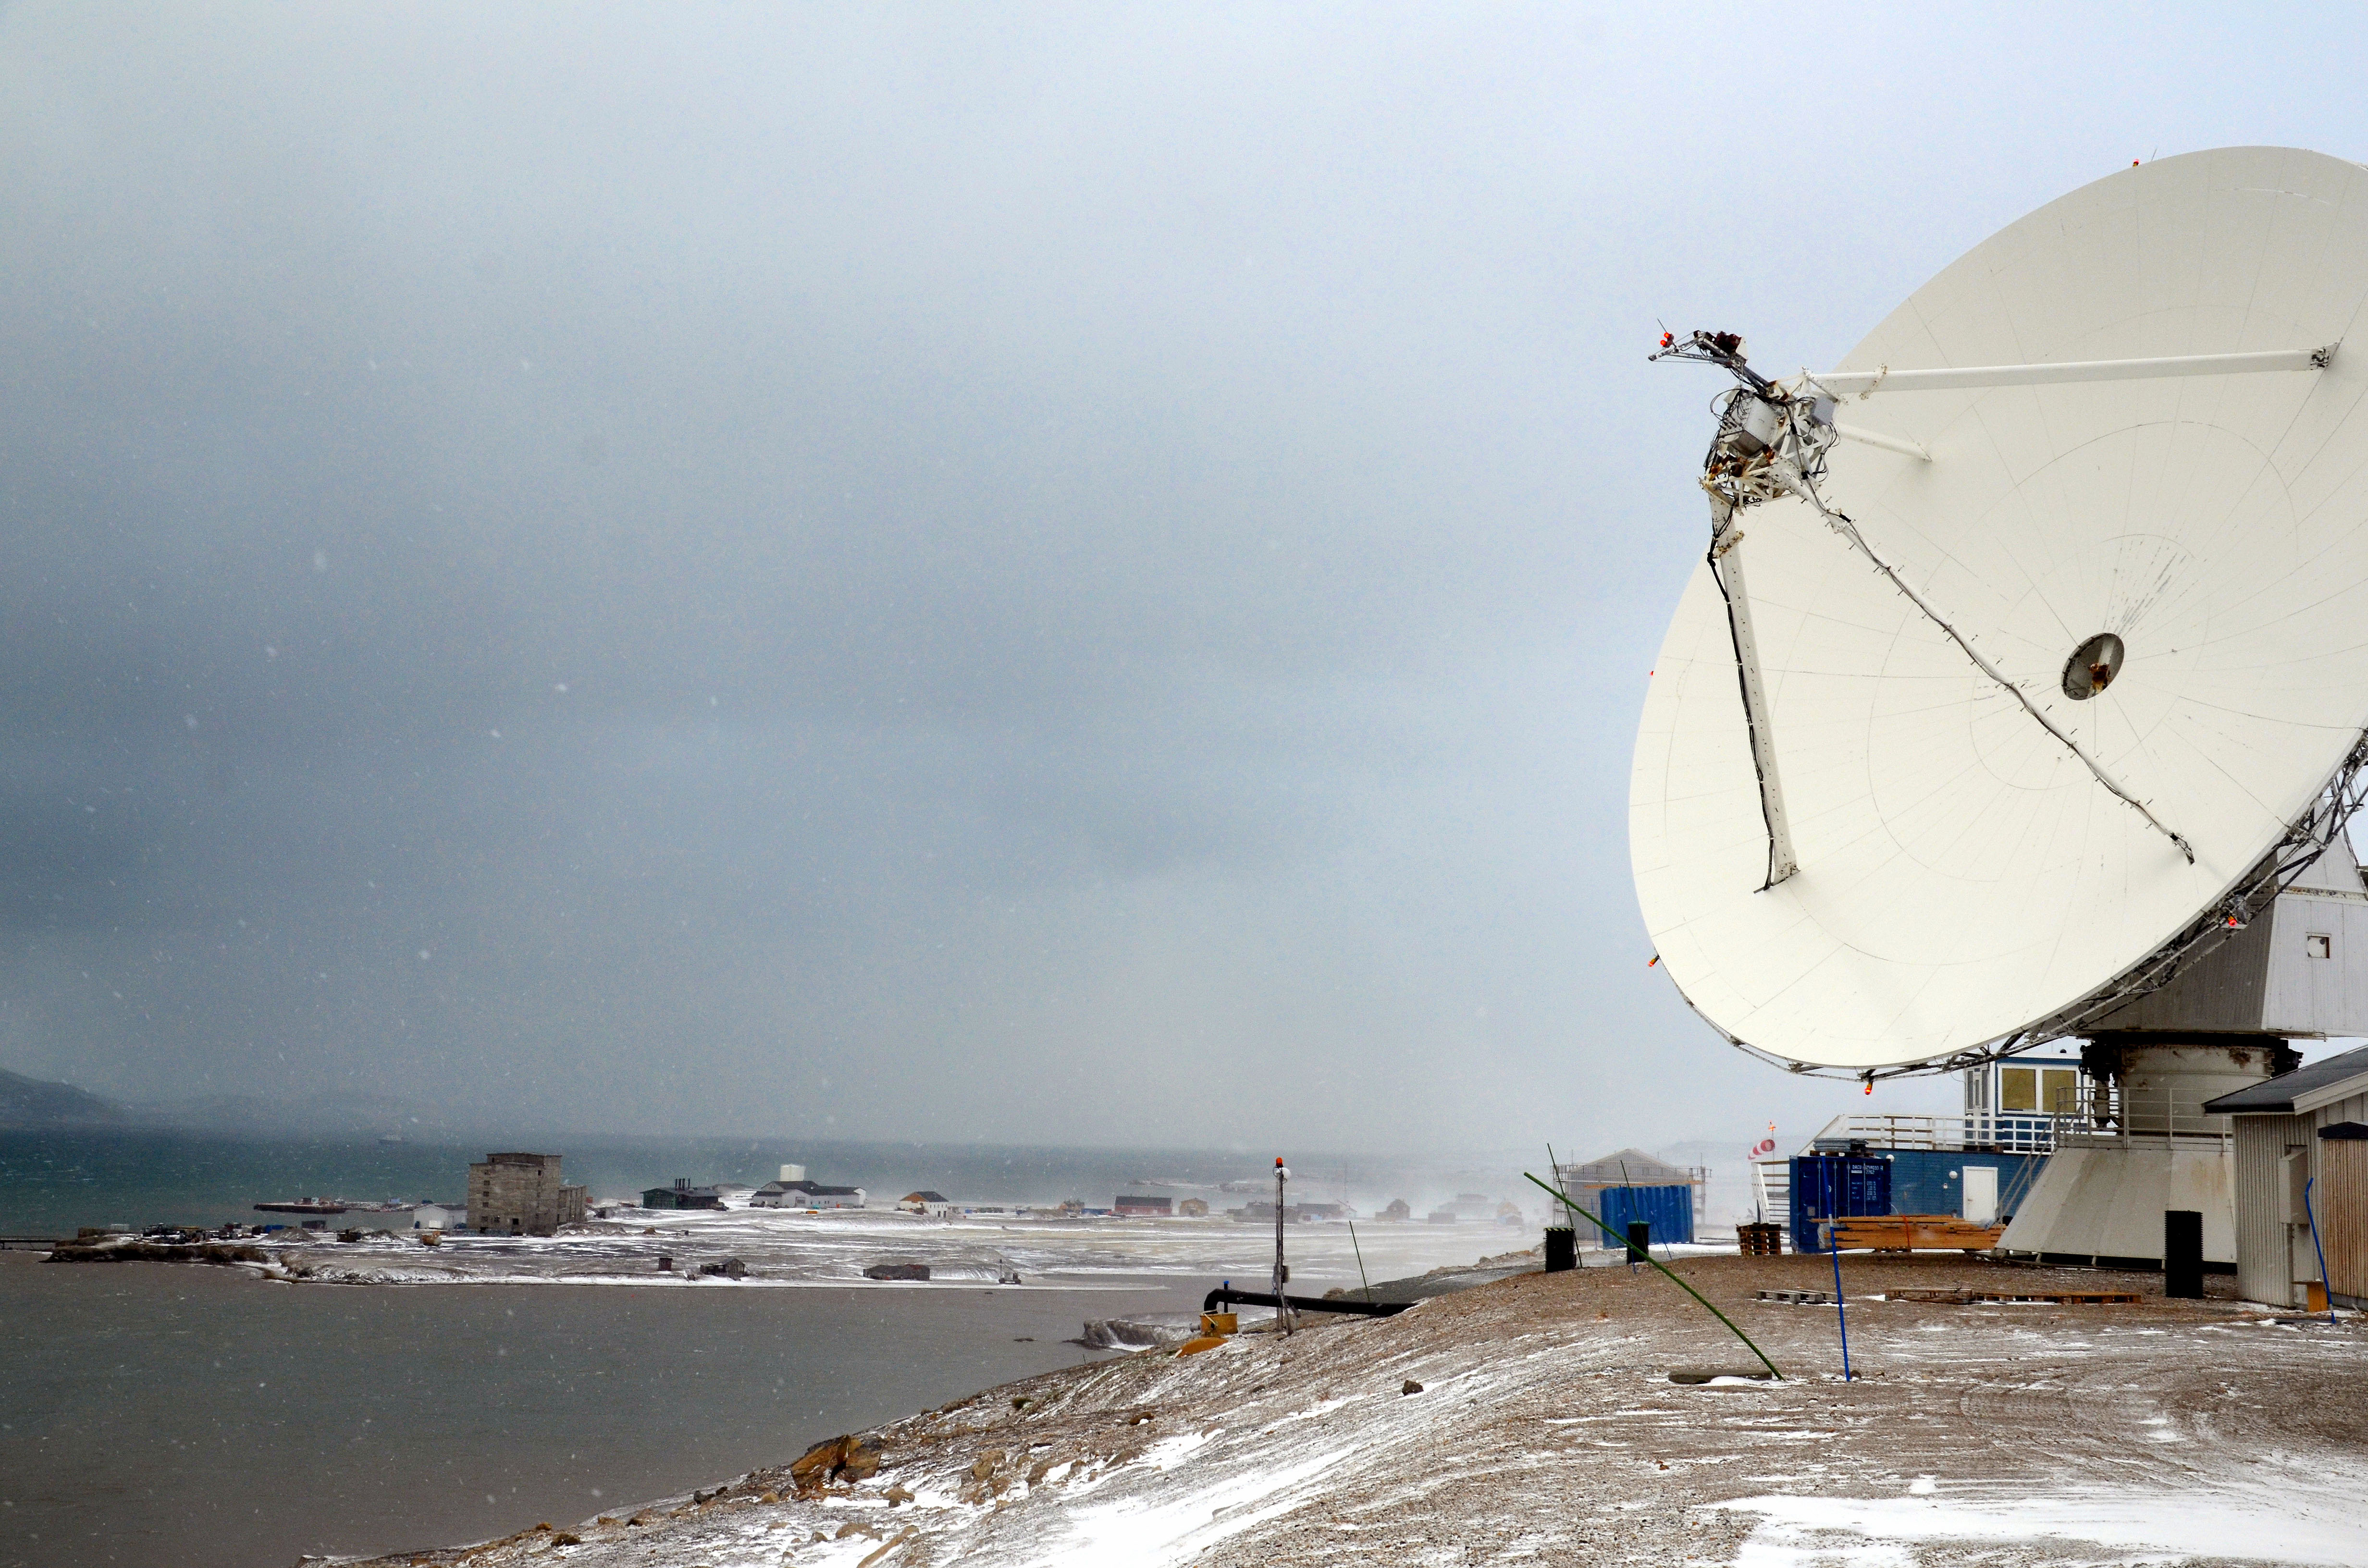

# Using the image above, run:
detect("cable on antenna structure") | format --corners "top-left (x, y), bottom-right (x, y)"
top-left (1649, 329), bottom-right (1820, 889)
top-left (1649, 328), bottom-right (2197, 883)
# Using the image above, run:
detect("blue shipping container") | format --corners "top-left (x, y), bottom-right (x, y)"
top-left (1596, 1184), bottom-right (1693, 1247)
top-left (1789, 1155), bottom-right (1891, 1251)
top-left (1879, 1149), bottom-right (2048, 1221)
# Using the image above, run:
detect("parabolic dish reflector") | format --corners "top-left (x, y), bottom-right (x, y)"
top-left (1632, 147), bottom-right (2368, 1070)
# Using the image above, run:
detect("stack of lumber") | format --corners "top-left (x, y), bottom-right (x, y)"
top-left (1825, 1214), bottom-right (2004, 1253)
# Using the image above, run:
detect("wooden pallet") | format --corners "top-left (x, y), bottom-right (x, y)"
top-left (1826, 1215), bottom-right (2005, 1253)
top-left (1893, 1287), bottom-right (2141, 1306)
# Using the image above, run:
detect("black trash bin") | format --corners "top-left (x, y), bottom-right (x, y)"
top-left (1544, 1226), bottom-right (1576, 1272)
top-left (1625, 1220), bottom-right (1650, 1265)
top-left (2164, 1209), bottom-right (2203, 1299)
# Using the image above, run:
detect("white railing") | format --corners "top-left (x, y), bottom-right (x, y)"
top-left (1806, 1106), bottom-right (2232, 1157)
top-left (1804, 1113), bottom-right (2064, 1154)
top-left (1751, 1157), bottom-right (1790, 1226)
top-left (2053, 1087), bottom-right (2234, 1151)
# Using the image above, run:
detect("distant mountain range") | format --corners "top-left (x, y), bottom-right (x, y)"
top-left (0, 1066), bottom-right (496, 1139)
top-left (0, 1067), bottom-right (127, 1127)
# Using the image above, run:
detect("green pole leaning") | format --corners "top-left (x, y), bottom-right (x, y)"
top-left (1524, 1171), bottom-right (1782, 1381)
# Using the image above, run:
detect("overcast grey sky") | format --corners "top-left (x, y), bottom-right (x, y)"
top-left (2, 4), bottom-right (2360, 1152)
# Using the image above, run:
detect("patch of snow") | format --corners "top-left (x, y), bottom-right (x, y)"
top-left (1029, 1445), bottom-right (1357, 1568)
top-left (1720, 1469), bottom-right (2368, 1568)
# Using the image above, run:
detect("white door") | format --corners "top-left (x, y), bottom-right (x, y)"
top-left (1962, 1166), bottom-right (1998, 1225)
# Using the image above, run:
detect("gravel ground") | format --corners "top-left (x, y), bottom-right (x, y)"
top-left (341, 1253), bottom-right (2368, 1568)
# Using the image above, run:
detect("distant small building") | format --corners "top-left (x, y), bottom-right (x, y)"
top-left (1381, 1199), bottom-right (1412, 1221)
top-left (1425, 1208), bottom-right (1458, 1224)
top-left (1550, 1149), bottom-right (1707, 1230)
top-left (1114, 1195), bottom-right (1172, 1216)
top-left (467, 1152), bottom-right (588, 1236)
top-left (752, 1178), bottom-right (865, 1210)
top-left (388, 1202), bottom-right (463, 1231)
top-left (1178, 1198), bottom-right (1209, 1217)
top-left (642, 1178), bottom-right (726, 1211)
top-left (1228, 1200), bottom-right (1352, 1223)
top-left (898, 1191), bottom-right (951, 1214)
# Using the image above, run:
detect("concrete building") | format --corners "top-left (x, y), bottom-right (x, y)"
top-left (2205, 1042), bottom-right (2368, 1308)
top-left (467, 1152), bottom-right (588, 1235)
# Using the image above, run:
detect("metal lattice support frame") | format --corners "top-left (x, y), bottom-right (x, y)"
top-left (1683, 732), bottom-right (2368, 1082)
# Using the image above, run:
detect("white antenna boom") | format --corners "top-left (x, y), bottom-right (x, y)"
top-left (1800, 344), bottom-right (2333, 398)
top-left (1830, 423), bottom-right (1929, 461)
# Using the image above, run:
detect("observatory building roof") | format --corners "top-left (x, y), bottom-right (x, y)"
top-left (1558, 1148), bottom-right (1691, 1185)
top-left (2205, 1042), bottom-right (2368, 1115)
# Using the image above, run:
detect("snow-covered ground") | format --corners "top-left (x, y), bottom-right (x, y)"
top-left (239, 1202), bottom-right (1537, 1295)
top-left (357, 1251), bottom-right (2368, 1568)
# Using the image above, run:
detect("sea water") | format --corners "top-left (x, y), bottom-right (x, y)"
top-left (0, 1250), bottom-right (1183, 1568)
top-left (0, 1129), bottom-right (1532, 1568)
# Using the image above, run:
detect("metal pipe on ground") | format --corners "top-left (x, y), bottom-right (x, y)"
top-left (1201, 1285), bottom-right (1406, 1319)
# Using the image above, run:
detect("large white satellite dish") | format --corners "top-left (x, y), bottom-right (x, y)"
top-left (1632, 147), bottom-right (2368, 1074)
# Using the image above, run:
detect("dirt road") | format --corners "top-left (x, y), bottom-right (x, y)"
top-left (352, 1254), bottom-right (2368, 1567)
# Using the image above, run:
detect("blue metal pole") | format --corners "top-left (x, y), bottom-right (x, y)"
top-left (1827, 1219), bottom-right (1852, 1380)
top-left (2306, 1177), bottom-right (2337, 1326)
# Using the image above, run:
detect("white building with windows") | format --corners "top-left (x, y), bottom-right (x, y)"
top-left (751, 1164), bottom-right (865, 1209)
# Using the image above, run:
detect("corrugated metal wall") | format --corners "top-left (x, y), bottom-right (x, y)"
top-left (2316, 1090), bottom-right (2368, 1304)
top-left (2232, 1113), bottom-right (2305, 1307)
top-left (2087, 891), bottom-right (2368, 1036)
top-left (2323, 1137), bottom-right (2368, 1299)
top-left (1597, 1184), bottom-right (1693, 1246)
top-left (2232, 1089), bottom-right (2368, 1306)
top-left (1878, 1150), bottom-right (2047, 1218)
top-left (1789, 1155), bottom-right (1889, 1251)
